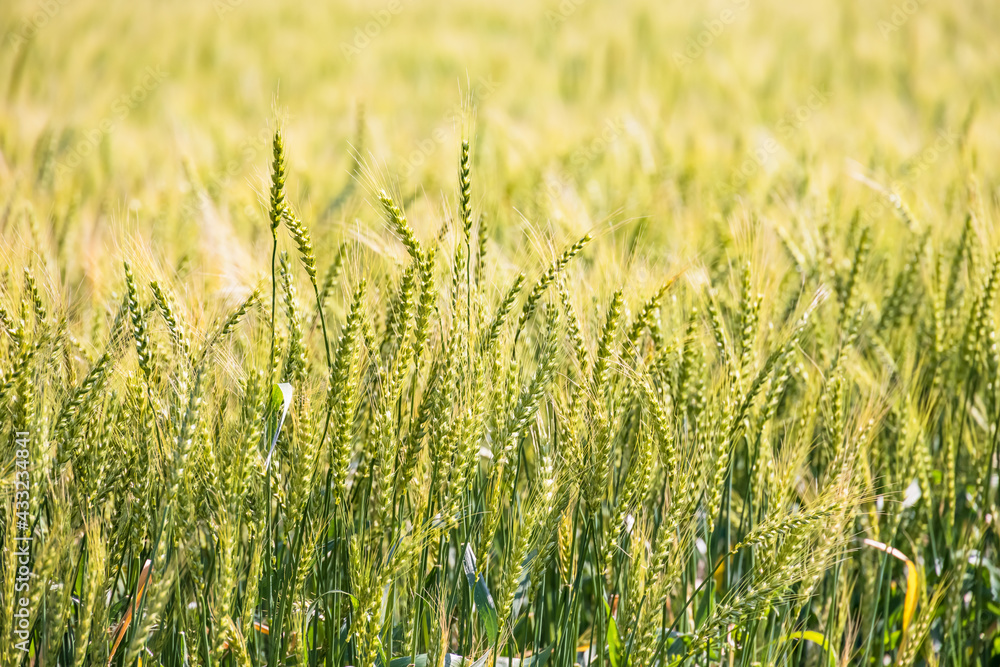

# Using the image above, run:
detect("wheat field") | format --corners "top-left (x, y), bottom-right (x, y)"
top-left (1, 0), bottom-right (999, 665)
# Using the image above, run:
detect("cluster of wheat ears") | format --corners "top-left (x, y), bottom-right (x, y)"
top-left (0, 126), bottom-right (997, 667)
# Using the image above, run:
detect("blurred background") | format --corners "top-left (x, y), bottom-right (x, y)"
top-left (1, 0), bottom-right (998, 286)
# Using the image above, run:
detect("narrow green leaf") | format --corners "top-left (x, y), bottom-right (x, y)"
top-left (604, 599), bottom-right (620, 667)
top-left (464, 543), bottom-right (499, 645)
top-left (778, 631), bottom-right (836, 667)
top-left (264, 381), bottom-right (293, 470)
top-left (386, 654), bottom-right (465, 667)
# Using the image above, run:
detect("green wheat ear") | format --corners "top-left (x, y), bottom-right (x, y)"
top-left (480, 272), bottom-right (525, 354)
top-left (265, 125), bottom-right (317, 286)
top-left (269, 128), bottom-right (287, 236)
top-left (379, 189), bottom-right (422, 260)
top-left (23, 267), bottom-right (46, 324)
top-left (150, 280), bottom-right (190, 361)
top-left (459, 138), bottom-right (472, 241)
top-left (476, 212), bottom-right (488, 285)
top-left (557, 277), bottom-right (588, 371)
top-left (325, 280), bottom-right (366, 491)
top-left (412, 247), bottom-right (436, 366)
top-left (624, 280), bottom-right (672, 357)
top-left (279, 251), bottom-right (307, 384)
top-left (215, 288), bottom-right (258, 340)
top-left (196, 288), bottom-right (259, 365)
top-left (123, 261), bottom-right (154, 380)
top-left (516, 233), bottom-right (592, 343)
top-left (282, 208), bottom-right (317, 285)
